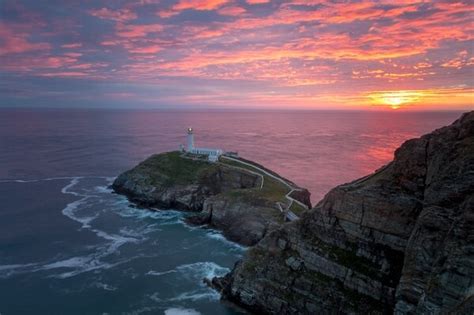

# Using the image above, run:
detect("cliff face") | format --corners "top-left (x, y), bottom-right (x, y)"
top-left (217, 111), bottom-right (474, 314)
top-left (112, 151), bottom-right (311, 246)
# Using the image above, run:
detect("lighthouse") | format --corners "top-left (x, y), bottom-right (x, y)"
top-left (187, 127), bottom-right (194, 151)
top-left (182, 127), bottom-right (223, 162)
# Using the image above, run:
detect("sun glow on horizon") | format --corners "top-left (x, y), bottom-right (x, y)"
top-left (368, 91), bottom-right (425, 109)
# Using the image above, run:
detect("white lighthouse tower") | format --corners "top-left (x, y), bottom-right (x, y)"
top-left (182, 127), bottom-right (223, 162)
top-left (186, 127), bottom-right (194, 151)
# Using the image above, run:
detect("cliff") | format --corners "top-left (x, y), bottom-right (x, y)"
top-left (215, 111), bottom-right (474, 314)
top-left (112, 151), bottom-right (311, 246)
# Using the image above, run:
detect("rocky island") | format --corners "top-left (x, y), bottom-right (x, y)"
top-left (112, 152), bottom-right (311, 246)
top-left (113, 111), bottom-right (473, 314)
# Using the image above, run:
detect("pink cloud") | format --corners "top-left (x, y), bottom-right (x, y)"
top-left (40, 71), bottom-right (89, 77)
top-left (61, 43), bottom-right (82, 49)
top-left (89, 8), bottom-right (137, 22)
top-left (172, 0), bottom-right (229, 11)
top-left (0, 22), bottom-right (50, 56)
top-left (129, 45), bottom-right (161, 54)
top-left (116, 23), bottom-right (163, 38)
top-left (218, 6), bottom-right (246, 16)
top-left (246, 0), bottom-right (270, 4)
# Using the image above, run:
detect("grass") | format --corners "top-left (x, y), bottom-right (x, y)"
top-left (219, 157), bottom-right (290, 203)
top-left (133, 151), bottom-right (217, 187)
top-left (218, 157), bottom-right (298, 223)
top-left (289, 202), bottom-right (307, 216)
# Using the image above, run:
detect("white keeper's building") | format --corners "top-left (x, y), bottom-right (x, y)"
top-left (182, 128), bottom-right (223, 162)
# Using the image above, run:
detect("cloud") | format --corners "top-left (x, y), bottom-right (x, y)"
top-left (129, 45), bottom-right (161, 54)
top-left (89, 8), bottom-right (137, 22)
top-left (1, 0), bottom-right (473, 110)
top-left (172, 0), bottom-right (229, 11)
top-left (246, 0), bottom-right (270, 4)
top-left (218, 6), bottom-right (246, 16)
top-left (116, 23), bottom-right (163, 38)
top-left (0, 22), bottom-right (50, 56)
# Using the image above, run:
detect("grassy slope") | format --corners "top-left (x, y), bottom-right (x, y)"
top-left (130, 152), bottom-right (297, 222)
top-left (219, 157), bottom-right (290, 203)
top-left (132, 151), bottom-right (217, 187)
top-left (218, 157), bottom-right (295, 223)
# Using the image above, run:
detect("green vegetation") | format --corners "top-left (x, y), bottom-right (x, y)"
top-left (230, 156), bottom-right (297, 186)
top-left (289, 202), bottom-right (307, 216)
top-left (219, 157), bottom-right (290, 203)
top-left (134, 151), bottom-right (217, 187)
top-left (132, 152), bottom-right (300, 222)
top-left (242, 246), bottom-right (267, 273)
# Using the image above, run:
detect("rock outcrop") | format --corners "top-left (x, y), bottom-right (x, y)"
top-left (113, 151), bottom-right (311, 246)
top-left (216, 111), bottom-right (474, 314)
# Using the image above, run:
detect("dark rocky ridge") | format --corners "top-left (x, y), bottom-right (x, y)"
top-left (215, 111), bottom-right (474, 314)
top-left (112, 151), bottom-right (311, 246)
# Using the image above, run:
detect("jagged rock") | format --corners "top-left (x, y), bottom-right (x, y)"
top-left (113, 151), bottom-right (311, 246)
top-left (218, 111), bottom-right (474, 314)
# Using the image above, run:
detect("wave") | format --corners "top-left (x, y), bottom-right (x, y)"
top-left (146, 269), bottom-right (178, 277)
top-left (168, 289), bottom-right (220, 302)
top-left (145, 261), bottom-right (229, 282)
top-left (94, 282), bottom-right (117, 291)
top-left (149, 289), bottom-right (219, 303)
top-left (116, 206), bottom-right (184, 227)
top-left (1, 176), bottom-right (239, 285)
top-left (177, 261), bottom-right (230, 281)
top-left (164, 308), bottom-right (201, 315)
top-left (0, 263), bottom-right (38, 278)
top-left (0, 176), bottom-right (114, 184)
top-left (205, 230), bottom-right (246, 251)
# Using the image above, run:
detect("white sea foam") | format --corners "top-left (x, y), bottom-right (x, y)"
top-left (0, 176), bottom-right (75, 184)
top-left (146, 269), bottom-right (178, 277)
top-left (0, 263), bottom-right (36, 271)
top-left (146, 261), bottom-right (229, 280)
top-left (60, 177), bottom-right (83, 195)
top-left (168, 290), bottom-right (220, 302)
top-left (42, 256), bottom-right (92, 269)
top-left (164, 308), bottom-right (201, 315)
top-left (0, 176), bottom-right (158, 280)
top-left (116, 206), bottom-right (184, 228)
top-left (205, 230), bottom-right (246, 251)
top-left (0, 176), bottom-right (113, 184)
top-left (94, 282), bottom-right (117, 291)
top-left (50, 177), bottom-right (145, 278)
top-left (0, 263), bottom-right (38, 278)
top-left (176, 261), bottom-right (230, 281)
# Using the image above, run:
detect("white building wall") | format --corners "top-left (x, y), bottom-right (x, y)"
top-left (184, 128), bottom-right (222, 162)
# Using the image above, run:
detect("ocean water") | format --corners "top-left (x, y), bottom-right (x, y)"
top-left (0, 109), bottom-right (462, 314)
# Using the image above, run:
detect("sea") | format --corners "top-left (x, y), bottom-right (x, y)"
top-left (0, 109), bottom-right (463, 315)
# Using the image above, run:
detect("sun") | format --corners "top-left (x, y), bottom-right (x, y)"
top-left (368, 90), bottom-right (424, 110)
top-left (382, 96), bottom-right (405, 109)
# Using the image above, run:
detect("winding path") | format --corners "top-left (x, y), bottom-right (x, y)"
top-left (220, 155), bottom-right (308, 221)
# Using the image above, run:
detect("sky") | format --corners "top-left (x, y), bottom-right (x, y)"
top-left (0, 0), bottom-right (473, 110)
